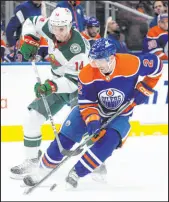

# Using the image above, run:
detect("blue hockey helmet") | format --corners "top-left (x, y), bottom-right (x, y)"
top-left (86, 16), bottom-right (100, 27)
top-left (89, 38), bottom-right (116, 61)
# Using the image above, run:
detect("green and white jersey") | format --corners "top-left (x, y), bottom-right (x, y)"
top-left (22, 15), bottom-right (90, 93)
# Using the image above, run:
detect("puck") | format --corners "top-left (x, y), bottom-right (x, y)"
top-left (50, 183), bottom-right (57, 191)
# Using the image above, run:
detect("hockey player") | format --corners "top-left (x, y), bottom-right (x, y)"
top-left (10, 7), bottom-right (90, 179)
top-left (22, 38), bottom-right (163, 188)
top-left (81, 16), bottom-right (101, 47)
top-left (142, 13), bottom-right (168, 60)
top-left (6, 1), bottom-right (43, 50)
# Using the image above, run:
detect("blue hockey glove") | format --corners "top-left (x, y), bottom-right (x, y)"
top-left (86, 115), bottom-right (101, 136)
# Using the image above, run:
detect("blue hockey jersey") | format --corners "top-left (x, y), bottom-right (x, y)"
top-left (78, 53), bottom-right (162, 121)
top-left (142, 25), bottom-right (168, 60)
top-left (107, 34), bottom-right (129, 53)
top-left (6, 0), bottom-right (41, 47)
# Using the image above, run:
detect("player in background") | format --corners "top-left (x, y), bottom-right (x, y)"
top-left (81, 16), bottom-right (101, 47)
top-left (5, 1), bottom-right (45, 61)
top-left (6, 1), bottom-right (43, 49)
top-left (149, 1), bottom-right (167, 28)
top-left (4, 36), bottom-right (49, 62)
top-left (10, 7), bottom-right (90, 179)
top-left (22, 38), bottom-right (163, 188)
top-left (142, 13), bottom-right (168, 60)
top-left (56, 0), bottom-right (85, 32)
top-left (106, 18), bottom-right (129, 53)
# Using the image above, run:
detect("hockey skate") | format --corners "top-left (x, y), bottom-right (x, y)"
top-left (91, 163), bottom-right (107, 183)
top-left (10, 150), bottom-right (42, 180)
top-left (23, 166), bottom-right (51, 186)
top-left (65, 167), bottom-right (80, 188)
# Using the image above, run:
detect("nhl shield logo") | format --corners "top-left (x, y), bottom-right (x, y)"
top-left (70, 43), bottom-right (81, 54)
top-left (98, 88), bottom-right (125, 110)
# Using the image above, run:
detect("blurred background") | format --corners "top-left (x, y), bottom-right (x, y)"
top-left (1, 0), bottom-right (168, 61)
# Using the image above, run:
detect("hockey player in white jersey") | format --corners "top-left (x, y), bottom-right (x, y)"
top-left (10, 7), bottom-right (90, 179)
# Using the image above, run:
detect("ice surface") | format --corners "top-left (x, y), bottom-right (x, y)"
top-left (1, 136), bottom-right (168, 201)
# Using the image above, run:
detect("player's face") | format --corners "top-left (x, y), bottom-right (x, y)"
top-left (52, 26), bottom-right (70, 42)
top-left (90, 55), bottom-right (115, 74)
top-left (87, 27), bottom-right (100, 37)
top-left (154, 1), bottom-right (165, 15)
top-left (159, 18), bottom-right (168, 31)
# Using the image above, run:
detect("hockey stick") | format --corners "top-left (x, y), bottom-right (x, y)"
top-left (32, 60), bottom-right (76, 157)
top-left (24, 98), bottom-right (134, 194)
top-left (104, 16), bottom-right (112, 38)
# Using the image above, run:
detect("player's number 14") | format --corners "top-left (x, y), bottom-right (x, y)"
top-left (75, 61), bottom-right (84, 71)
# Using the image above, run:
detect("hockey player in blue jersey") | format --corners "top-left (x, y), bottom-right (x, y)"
top-left (142, 13), bottom-right (168, 60)
top-left (6, 1), bottom-right (43, 52)
top-left (22, 38), bottom-right (163, 188)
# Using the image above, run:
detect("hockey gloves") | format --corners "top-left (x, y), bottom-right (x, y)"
top-left (20, 34), bottom-right (40, 60)
top-left (34, 80), bottom-right (57, 98)
top-left (124, 81), bottom-right (154, 113)
top-left (86, 115), bottom-right (101, 136)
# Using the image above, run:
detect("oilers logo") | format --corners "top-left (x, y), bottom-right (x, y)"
top-left (98, 88), bottom-right (125, 110)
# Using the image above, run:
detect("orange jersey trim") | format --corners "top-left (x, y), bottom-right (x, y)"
top-left (81, 31), bottom-right (101, 40)
top-left (143, 74), bottom-right (162, 88)
top-left (79, 103), bottom-right (98, 109)
top-left (155, 51), bottom-right (168, 60)
top-left (147, 25), bottom-right (168, 38)
top-left (81, 108), bottom-right (99, 121)
top-left (79, 54), bottom-right (140, 84)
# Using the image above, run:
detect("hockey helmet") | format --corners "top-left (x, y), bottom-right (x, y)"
top-left (89, 38), bottom-right (116, 61)
top-left (49, 7), bottom-right (72, 34)
top-left (86, 17), bottom-right (100, 27)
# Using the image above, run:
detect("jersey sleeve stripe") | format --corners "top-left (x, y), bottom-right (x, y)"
top-left (149, 48), bottom-right (163, 54)
top-left (33, 16), bottom-right (39, 25)
top-left (16, 10), bottom-right (25, 24)
top-left (78, 99), bottom-right (98, 104)
top-left (79, 103), bottom-right (98, 109)
top-left (148, 56), bottom-right (161, 76)
top-left (146, 33), bottom-right (167, 39)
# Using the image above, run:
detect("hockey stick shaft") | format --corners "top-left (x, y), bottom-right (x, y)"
top-left (31, 60), bottom-right (74, 157)
top-left (24, 98), bottom-right (134, 194)
top-left (104, 16), bottom-right (112, 38)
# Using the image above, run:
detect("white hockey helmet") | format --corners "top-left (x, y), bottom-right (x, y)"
top-left (49, 7), bottom-right (72, 34)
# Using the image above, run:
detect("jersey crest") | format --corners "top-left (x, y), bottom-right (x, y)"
top-left (98, 88), bottom-right (125, 110)
top-left (70, 43), bottom-right (82, 54)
